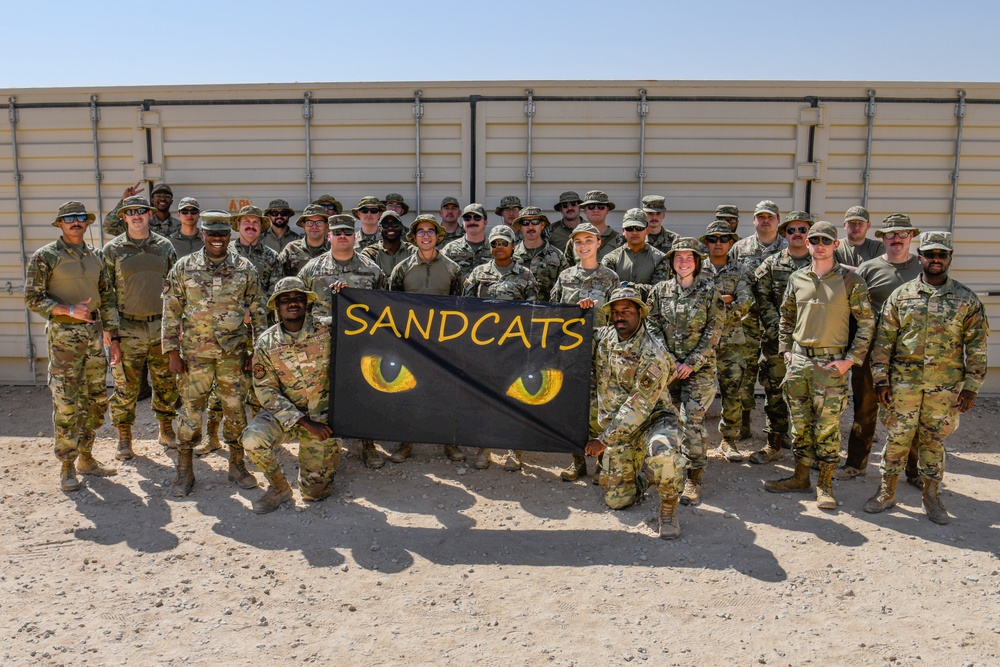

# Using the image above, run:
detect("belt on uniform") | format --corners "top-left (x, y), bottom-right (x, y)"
top-left (792, 343), bottom-right (845, 358)
top-left (121, 313), bottom-right (161, 322)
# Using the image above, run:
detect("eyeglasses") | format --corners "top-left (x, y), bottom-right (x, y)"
top-left (462, 214), bottom-right (484, 222)
top-left (808, 237), bottom-right (835, 246)
top-left (330, 229), bottom-right (355, 237)
top-left (266, 210), bottom-right (290, 217)
top-left (359, 207), bottom-right (381, 215)
top-left (585, 204), bottom-right (608, 211)
top-left (704, 235), bottom-right (731, 244)
top-left (60, 214), bottom-right (89, 223)
top-left (920, 250), bottom-right (951, 260)
top-left (882, 231), bottom-right (911, 240)
top-left (179, 208), bottom-right (199, 215)
top-left (303, 219), bottom-right (327, 227)
top-left (785, 226), bottom-right (810, 235)
top-left (415, 229), bottom-right (438, 237)
top-left (519, 219), bottom-right (543, 226)
top-left (490, 239), bottom-right (511, 248)
top-left (560, 202), bottom-right (581, 208)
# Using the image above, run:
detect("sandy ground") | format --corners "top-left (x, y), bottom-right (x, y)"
top-left (0, 383), bottom-right (998, 666)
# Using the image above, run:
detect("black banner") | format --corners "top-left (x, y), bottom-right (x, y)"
top-left (330, 289), bottom-right (593, 454)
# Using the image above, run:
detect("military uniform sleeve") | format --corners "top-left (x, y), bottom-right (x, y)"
top-left (98, 254), bottom-right (120, 330)
top-left (845, 272), bottom-right (876, 366)
top-left (449, 265), bottom-right (463, 296)
top-left (252, 344), bottom-right (305, 430)
top-left (388, 263), bottom-right (405, 292)
top-left (23, 249), bottom-right (58, 319)
top-left (523, 271), bottom-right (539, 302)
top-left (649, 253), bottom-right (671, 286)
top-left (754, 258), bottom-right (780, 342)
top-left (870, 297), bottom-right (899, 387)
top-left (161, 263), bottom-right (185, 353)
top-left (245, 266), bottom-right (268, 342)
top-left (102, 199), bottom-right (125, 236)
top-left (777, 280), bottom-right (797, 356)
top-left (682, 285), bottom-right (724, 371)
top-left (732, 273), bottom-right (753, 321)
top-left (599, 351), bottom-right (672, 448)
top-left (960, 297), bottom-right (989, 394)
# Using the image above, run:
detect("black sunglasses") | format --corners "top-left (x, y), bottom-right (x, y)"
top-left (808, 237), bottom-right (835, 246)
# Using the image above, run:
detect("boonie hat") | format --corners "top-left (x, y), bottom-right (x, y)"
top-left (512, 206), bottom-right (549, 228)
top-left (699, 220), bottom-right (739, 244)
top-left (778, 211), bottom-right (814, 235)
top-left (580, 190), bottom-right (616, 211)
top-left (265, 198), bottom-right (295, 215)
top-left (665, 236), bottom-right (708, 259)
top-left (296, 204), bottom-right (331, 228)
top-left (53, 200), bottom-right (96, 227)
top-left (495, 195), bottom-right (523, 215)
top-left (407, 214), bottom-right (446, 243)
top-left (312, 194), bottom-right (343, 215)
top-left (230, 205), bottom-right (271, 233)
top-left (351, 196), bottom-right (386, 217)
top-left (383, 193), bottom-right (410, 215)
top-left (554, 191), bottom-right (582, 210)
top-left (601, 285), bottom-right (649, 319)
top-left (117, 195), bottom-right (154, 218)
top-left (267, 276), bottom-right (317, 311)
top-left (875, 213), bottom-right (921, 238)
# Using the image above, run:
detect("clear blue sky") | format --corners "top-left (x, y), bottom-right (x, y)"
top-left (5, 0), bottom-right (998, 88)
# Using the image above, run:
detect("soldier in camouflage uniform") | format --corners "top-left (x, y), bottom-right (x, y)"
top-left (312, 194), bottom-right (344, 215)
top-left (715, 204), bottom-right (740, 233)
top-left (103, 182), bottom-right (180, 238)
top-left (550, 223), bottom-right (622, 482)
top-left (864, 232), bottom-right (988, 524)
top-left (585, 287), bottom-right (686, 539)
top-left (25, 201), bottom-right (122, 491)
top-left (766, 222), bottom-right (874, 510)
top-left (563, 190), bottom-right (625, 265)
top-left (646, 238), bottom-right (724, 506)
top-left (101, 195), bottom-right (180, 460)
top-left (747, 211), bottom-right (814, 464)
top-left (162, 210), bottom-right (268, 496)
top-left (438, 196), bottom-right (466, 247)
top-left (279, 204), bottom-right (331, 276)
top-left (701, 220), bottom-right (753, 462)
top-left (442, 203), bottom-right (492, 282)
top-left (545, 191), bottom-right (583, 253)
top-left (261, 199), bottom-right (302, 253)
top-left (729, 200), bottom-right (787, 442)
top-left (382, 193), bottom-right (410, 218)
top-left (496, 195), bottom-right (523, 230)
top-left (601, 208), bottom-right (670, 295)
top-left (511, 206), bottom-right (566, 302)
top-left (244, 278), bottom-right (343, 513)
top-left (351, 196), bottom-right (386, 250)
top-left (169, 197), bottom-right (204, 258)
top-left (640, 195), bottom-right (679, 254)
top-left (360, 211), bottom-right (416, 278)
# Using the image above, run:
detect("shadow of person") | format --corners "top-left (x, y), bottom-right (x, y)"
top-left (70, 473), bottom-right (178, 553)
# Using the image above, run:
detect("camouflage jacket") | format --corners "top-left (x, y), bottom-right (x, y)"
top-left (545, 219), bottom-right (575, 255)
top-left (360, 241), bottom-right (416, 279)
top-left (601, 244), bottom-right (670, 288)
top-left (463, 260), bottom-right (538, 301)
top-left (298, 252), bottom-right (387, 319)
top-left (592, 322), bottom-right (678, 449)
top-left (162, 249), bottom-right (267, 358)
top-left (564, 226), bottom-right (625, 266)
top-left (647, 228), bottom-right (680, 254)
top-left (355, 229), bottom-right (380, 251)
top-left (252, 314), bottom-right (332, 431)
top-left (754, 248), bottom-right (812, 346)
top-left (707, 258), bottom-right (753, 346)
top-left (871, 276), bottom-right (989, 394)
top-left (230, 239), bottom-right (282, 296)
top-left (511, 241), bottom-right (566, 301)
top-left (279, 238), bottom-right (330, 277)
top-left (730, 233), bottom-right (786, 339)
top-left (169, 230), bottom-right (204, 258)
top-left (388, 252), bottom-right (463, 295)
top-left (103, 201), bottom-right (179, 238)
top-left (549, 264), bottom-right (621, 328)
top-left (442, 237), bottom-right (492, 282)
top-left (24, 237), bottom-right (119, 328)
top-left (101, 232), bottom-right (177, 319)
top-left (437, 225), bottom-right (466, 249)
top-left (261, 227), bottom-right (302, 254)
top-left (646, 273), bottom-right (724, 372)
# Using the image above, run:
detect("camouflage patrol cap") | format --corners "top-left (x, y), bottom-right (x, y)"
top-left (378, 210), bottom-right (404, 226)
top-left (844, 206), bottom-right (870, 223)
top-left (296, 204), bottom-right (330, 228)
top-left (53, 200), bottom-right (96, 226)
top-left (641, 195), bottom-right (667, 213)
top-left (715, 204), bottom-right (740, 219)
top-left (778, 211), bottom-right (814, 235)
top-left (199, 209), bottom-right (235, 232)
top-left (554, 191), bottom-right (582, 210)
top-left (621, 208), bottom-right (649, 230)
top-left (699, 220), bottom-right (739, 243)
top-left (407, 214), bottom-right (446, 243)
top-left (266, 276), bottom-right (317, 312)
top-left (918, 231), bottom-right (953, 253)
top-left (462, 203), bottom-right (488, 219)
top-left (569, 222), bottom-right (601, 239)
top-left (495, 195), bottom-right (523, 215)
top-left (488, 225), bottom-right (517, 244)
top-left (601, 285), bottom-right (650, 319)
top-left (117, 195), bottom-right (154, 218)
top-left (580, 190), bottom-right (616, 211)
top-left (383, 193), bottom-right (410, 214)
top-left (753, 200), bottom-right (779, 216)
top-left (328, 214), bottom-right (357, 232)
top-left (806, 221), bottom-right (839, 242)
top-left (440, 196), bottom-right (460, 209)
top-left (150, 183), bottom-right (173, 196)
top-left (665, 236), bottom-right (708, 259)
top-left (312, 194), bottom-right (343, 215)
top-left (875, 213), bottom-right (920, 238)
top-left (230, 205), bottom-right (271, 233)
top-left (265, 198), bottom-right (295, 215)
top-left (351, 196), bottom-right (386, 217)
top-left (512, 206), bottom-right (549, 228)
top-left (178, 197), bottom-right (200, 211)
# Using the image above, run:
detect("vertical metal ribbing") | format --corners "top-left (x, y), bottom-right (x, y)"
top-left (8, 97), bottom-right (36, 380)
top-left (90, 95), bottom-right (105, 247)
top-left (303, 92), bottom-right (314, 203)
top-left (524, 89), bottom-right (535, 204)
top-left (636, 89), bottom-right (648, 204)
top-left (949, 90), bottom-right (966, 234)
top-left (413, 90), bottom-right (424, 213)
top-left (862, 89), bottom-right (876, 208)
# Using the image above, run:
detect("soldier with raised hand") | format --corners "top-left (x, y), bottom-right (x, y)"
top-left (103, 183), bottom-right (180, 238)
top-left (545, 191), bottom-right (583, 253)
top-left (511, 206), bottom-right (566, 302)
top-left (747, 211), bottom-right (814, 465)
top-left (437, 196), bottom-right (465, 247)
top-left (244, 278), bottom-right (343, 513)
top-left (26, 201), bottom-right (122, 491)
top-left (564, 190), bottom-right (624, 265)
top-left (765, 221), bottom-right (874, 510)
top-left (715, 204), bottom-right (740, 233)
top-left (834, 206), bottom-right (884, 268)
top-left (601, 208), bottom-right (669, 294)
top-left (700, 220), bottom-right (753, 462)
top-left (102, 195), bottom-right (180, 460)
top-left (351, 196), bottom-right (386, 250)
top-left (169, 197), bottom-right (204, 258)
top-left (279, 204), bottom-right (331, 277)
top-left (864, 232), bottom-right (988, 524)
top-left (585, 287), bottom-right (686, 540)
top-left (230, 205), bottom-right (282, 296)
top-left (442, 203), bottom-right (492, 282)
top-left (162, 210), bottom-right (268, 496)
top-left (360, 210), bottom-right (416, 278)
top-left (640, 195), bottom-right (679, 254)
top-left (260, 199), bottom-right (301, 253)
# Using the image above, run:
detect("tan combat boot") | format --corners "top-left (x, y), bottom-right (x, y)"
top-left (444, 444), bottom-right (466, 462)
top-left (60, 460), bottom-right (81, 492)
top-left (361, 439), bottom-right (385, 469)
top-left (474, 448), bottom-right (491, 470)
top-left (158, 418), bottom-right (178, 449)
top-left (764, 460), bottom-right (812, 493)
top-left (922, 479), bottom-right (950, 524)
top-left (737, 409), bottom-right (752, 440)
top-left (389, 441), bottom-right (412, 463)
top-left (718, 438), bottom-right (743, 462)
top-left (115, 424), bottom-right (134, 460)
top-left (680, 468), bottom-right (703, 506)
top-left (252, 471), bottom-right (293, 514)
top-left (749, 432), bottom-right (784, 464)
top-left (77, 451), bottom-right (117, 477)
top-left (815, 462), bottom-right (837, 510)
top-left (658, 488), bottom-right (681, 540)
top-left (171, 445), bottom-right (195, 497)
top-left (227, 443), bottom-right (259, 489)
top-left (863, 474), bottom-right (899, 514)
top-left (560, 455), bottom-right (587, 482)
top-left (503, 450), bottom-right (523, 471)
top-left (194, 419), bottom-right (222, 456)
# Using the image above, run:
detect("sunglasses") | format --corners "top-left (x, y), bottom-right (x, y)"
top-left (380, 222), bottom-right (403, 228)
top-left (520, 219), bottom-right (543, 226)
top-left (785, 226), bottom-right (810, 235)
top-left (330, 229), bottom-right (355, 237)
top-left (358, 207), bottom-right (382, 215)
top-left (490, 239), bottom-right (511, 248)
top-left (882, 231), bottom-right (911, 240)
top-left (320, 204), bottom-right (338, 211)
top-left (204, 230), bottom-right (230, 238)
top-left (560, 201), bottom-right (581, 208)
top-left (585, 204), bottom-right (608, 211)
top-left (920, 250), bottom-right (951, 260)
top-left (179, 208), bottom-right (200, 215)
top-left (808, 236), bottom-right (835, 246)
top-left (462, 214), bottom-right (484, 222)
top-left (266, 210), bottom-right (291, 217)
top-left (61, 214), bottom-right (89, 223)
top-left (704, 235), bottom-right (732, 244)
top-left (123, 208), bottom-right (149, 216)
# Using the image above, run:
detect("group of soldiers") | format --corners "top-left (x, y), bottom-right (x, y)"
top-left (25, 182), bottom-right (988, 540)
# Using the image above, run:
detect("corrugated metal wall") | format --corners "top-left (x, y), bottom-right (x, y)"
top-left (2, 81), bottom-right (998, 388)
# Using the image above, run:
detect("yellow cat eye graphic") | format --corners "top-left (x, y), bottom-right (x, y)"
top-left (360, 355), bottom-right (417, 393)
top-left (506, 369), bottom-right (564, 405)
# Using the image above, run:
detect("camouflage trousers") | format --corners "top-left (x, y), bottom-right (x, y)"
top-left (242, 410), bottom-right (342, 497)
top-left (738, 336), bottom-right (760, 412)
top-left (600, 413), bottom-right (687, 510)
top-left (782, 352), bottom-right (849, 466)
top-left (758, 341), bottom-right (789, 436)
top-left (878, 382), bottom-right (961, 482)
top-left (206, 384), bottom-right (261, 442)
top-left (668, 366), bottom-right (717, 470)
top-left (109, 317), bottom-right (177, 425)
top-left (46, 320), bottom-right (107, 461)
top-left (715, 343), bottom-right (747, 440)
top-left (175, 351), bottom-right (249, 447)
